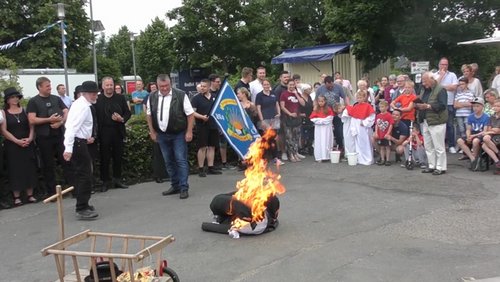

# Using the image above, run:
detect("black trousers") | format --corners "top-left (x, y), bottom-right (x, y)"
top-left (72, 138), bottom-right (92, 211)
top-left (333, 116), bottom-right (344, 150)
top-left (99, 126), bottom-right (124, 181)
top-left (152, 142), bottom-right (168, 179)
top-left (37, 135), bottom-right (74, 195)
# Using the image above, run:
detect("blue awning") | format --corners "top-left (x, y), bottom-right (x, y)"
top-left (271, 43), bottom-right (351, 64)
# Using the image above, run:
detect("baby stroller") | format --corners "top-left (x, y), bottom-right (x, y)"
top-left (405, 121), bottom-right (415, 170)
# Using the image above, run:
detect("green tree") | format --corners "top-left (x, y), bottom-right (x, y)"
top-left (323, 0), bottom-right (413, 70)
top-left (0, 0), bottom-right (92, 69)
top-left (76, 54), bottom-right (122, 82)
top-left (0, 55), bottom-right (21, 91)
top-left (266, 0), bottom-right (327, 48)
top-left (168, 0), bottom-right (282, 73)
top-left (106, 26), bottom-right (134, 76)
top-left (393, 0), bottom-right (500, 80)
top-left (135, 18), bottom-right (176, 84)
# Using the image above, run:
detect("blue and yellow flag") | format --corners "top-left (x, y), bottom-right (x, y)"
top-left (210, 81), bottom-right (260, 158)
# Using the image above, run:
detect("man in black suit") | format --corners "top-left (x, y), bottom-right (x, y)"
top-left (95, 77), bottom-right (131, 190)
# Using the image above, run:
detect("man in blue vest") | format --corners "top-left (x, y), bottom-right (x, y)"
top-left (146, 74), bottom-right (195, 199)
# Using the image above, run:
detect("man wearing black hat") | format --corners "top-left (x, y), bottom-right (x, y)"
top-left (27, 76), bottom-right (73, 198)
top-left (63, 81), bottom-right (100, 220)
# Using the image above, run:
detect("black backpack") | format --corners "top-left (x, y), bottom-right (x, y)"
top-left (470, 152), bottom-right (489, 172)
top-left (84, 261), bottom-right (123, 282)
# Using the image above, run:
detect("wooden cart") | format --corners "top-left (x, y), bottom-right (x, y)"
top-left (41, 230), bottom-right (176, 282)
top-left (40, 186), bottom-right (179, 282)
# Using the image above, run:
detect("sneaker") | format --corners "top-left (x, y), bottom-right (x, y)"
top-left (296, 153), bottom-right (306, 159)
top-left (420, 164), bottom-right (427, 169)
top-left (76, 209), bottom-right (99, 220)
top-left (198, 167), bottom-right (207, 177)
top-left (457, 149), bottom-right (463, 154)
top-left (281, 153), bottom-right (288, 161)
top-left (400, 163), bottom-right (406, 168)
top-left (274, 158), bottom-right (285, 166)
top-left (449, 147), bottom-right (457, 154)
top-left (179, 190), bottom-right (189, 199)
top-left (207, 167), bottom-right (222, 175)
top-left (221, 163), bottom-right (236, 170)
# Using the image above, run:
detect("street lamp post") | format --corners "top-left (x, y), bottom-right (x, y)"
top-left (56, 3), bottom-right (69, 98)
top-left (129, 32), bottom-right (137, 83)
top-left (88, 0), bottom-right (104, 83)
top-left (89, 0), bottom-right (97, 83)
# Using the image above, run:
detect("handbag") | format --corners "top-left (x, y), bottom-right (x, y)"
top-left (284, 115), bottom-right (302, 127)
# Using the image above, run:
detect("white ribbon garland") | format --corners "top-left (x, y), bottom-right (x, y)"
top-left (0, 20), bottom-right (63, 51)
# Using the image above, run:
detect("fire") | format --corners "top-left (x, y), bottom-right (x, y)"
top-left (231, 129), bottom-right (286, 230)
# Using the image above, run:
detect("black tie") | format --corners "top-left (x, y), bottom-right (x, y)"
top-left (90, 105), bottom-right (98, 138)
top-left (160, 95), bottom-right (165, 121)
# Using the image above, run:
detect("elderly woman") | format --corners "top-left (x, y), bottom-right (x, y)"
top-left (0, 88), bottom-right (38, 206)
top-left (280, 80), bottom-right (306, 162)
top-left (484, 88), bottom-right (499, 116)
top-left (462, 64), bottom-right (483, 98)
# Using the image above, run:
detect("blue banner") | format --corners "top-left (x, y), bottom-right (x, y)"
top-left (210, 81), bottom-right (260, 159)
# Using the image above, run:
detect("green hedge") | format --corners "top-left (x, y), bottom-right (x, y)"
top-left (122, 114), bottom-right (232, 184)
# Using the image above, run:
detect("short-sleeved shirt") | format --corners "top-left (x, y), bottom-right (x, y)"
top-left (27, 94), bottom-right (67, 137)
top-left (315, 84), bottom-right (345, 108)
top-left (437, 71), bottom-right (458, 105)
top-left (467, 113), bottom-right (490, 134)
top-left (392, 93), bottom-right (416, 121)
top-left (375, 112), bottom-right (394, 140)
top-left (190, 92), bottom-right (217, 129)
top-left (234, 80), bottom-right (250, 93)
top-left (132, 90), bottom-right (149, 114)
top-left (280, 91), bottom-right (301, 115)
top-left (255, 91), bottom-right (277, 120)
top-left (489, 114), bottom-right (500, 129)
top-left (454, 90), bottom-right (474, 117)
top-left (391, 121), bottom-right (409, 140)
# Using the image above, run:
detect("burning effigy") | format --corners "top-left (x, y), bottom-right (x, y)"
top-left (202, 129), bottom-right (285, 238)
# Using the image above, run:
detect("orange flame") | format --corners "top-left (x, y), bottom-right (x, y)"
top-left (231, 129), bottom-right (286, 230)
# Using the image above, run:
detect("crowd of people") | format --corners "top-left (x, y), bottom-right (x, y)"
top-left (222, 59), bottom-right (500, 178)
top-left (0, 58), bottom-right (499, 218)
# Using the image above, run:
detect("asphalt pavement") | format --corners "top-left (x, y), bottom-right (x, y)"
top-left (0, 154), bottom-right (499, 282)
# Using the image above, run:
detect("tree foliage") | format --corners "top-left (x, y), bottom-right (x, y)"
top-left (76, 54), bottom-right (122, 83)
top-left (323, 0), bottom-right (500, 72)
top-left (106, 26), bottom-right (134, 76)
top-left (167, 0), bottom-right (283, 73)
top-left (135, 18), bottom-right (176, 84)
top-left (0, 55), bottom-right (21, 91)
top-left (0, 0), bottom-right (92, 69)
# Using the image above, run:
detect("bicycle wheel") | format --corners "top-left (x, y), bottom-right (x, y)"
top-left (162, 267), bottom-right (180, 282)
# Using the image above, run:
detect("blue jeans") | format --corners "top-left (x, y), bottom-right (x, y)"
top-left (157, 131), bottom-right (189, 191)
top-left (456, 116), bottom-right (467, 139)
top-left (446, 105), bottom-right (456, 147)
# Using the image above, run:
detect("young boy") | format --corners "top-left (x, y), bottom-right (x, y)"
top-left (454, 77), bottom-right (475, 139)
top-left (402, 125), bottom-right (427, 169)
top-left (341, 90), bottom-right (376, 165)
top-left (481, 99), bottom-right (500, 174)
top-left (374, 101), bottom-right (394, 165)
top-left (456, 97), bottom-right (490, 165)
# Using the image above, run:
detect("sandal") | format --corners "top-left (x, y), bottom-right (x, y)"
top-left (27, 195), bottom-right (38, 203)
top-left (14, 197), bottom-right (23, 207)
top-left (458, 155), bottom-right (468, 161)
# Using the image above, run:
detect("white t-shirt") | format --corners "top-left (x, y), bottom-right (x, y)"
top-left (491, 74), bottom-right (500, 93)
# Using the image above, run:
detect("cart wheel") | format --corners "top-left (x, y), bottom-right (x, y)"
top-left (406, 160), bottom-right (414, 170)
top-left (162, 267), bottom-right (180, 282)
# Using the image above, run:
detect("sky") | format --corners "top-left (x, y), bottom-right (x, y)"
top-left (83, 0), bottom-right (183, 36)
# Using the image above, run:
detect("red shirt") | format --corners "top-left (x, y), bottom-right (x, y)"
top-left (309, 107), bottom-right (334, 119)
top-left (375, 112), bottom-right (394, 140)
top-left (280, 91), bottom-right (301, 115)
top-left (393, 93), bottom-right (416, 121)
